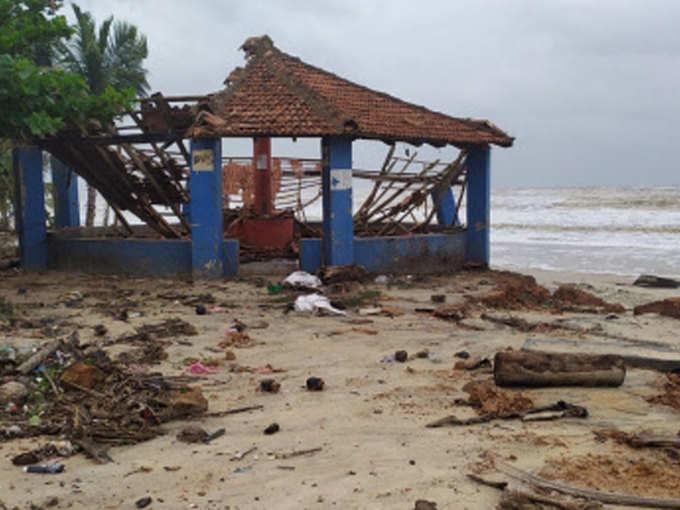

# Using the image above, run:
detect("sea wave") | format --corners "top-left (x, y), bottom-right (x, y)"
top-left (492, 223), bottom-right (680, 234)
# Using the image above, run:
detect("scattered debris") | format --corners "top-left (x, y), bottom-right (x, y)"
top-left (306, 377), bottom-right (325, 391)
top-left (260, 379), bottom-right (281, 393)
top-left (427, 401), bottom-right (587, 428)
top-left (318, 265), bottom-right (367, 284)
top-left (264, 423), bottom-right (280, 435)
top-left (230, 446), bottom-right (257, 461)
top-left (135, 496), bottom-right (152, 508)
top-left (461, 379), bottom-right (534, 415)
top-left (187, 361), bottom-right (217, 375)
top-left (24, 463), bottom-right (64, 474)
top-left (394, 350), bottom-right (408, 362)
top-left (283, 271), bottom-right (322, 290)
top-left (177, 425), bottom-right (208, 444)
top-left (294, 294), bottom-right (346, 315)
top-left (634, 298), bottom-right (680, 319)
top-left (204, 428), bottom-right (225, 443)
top-left (414, 500), bottom-right (438, 510)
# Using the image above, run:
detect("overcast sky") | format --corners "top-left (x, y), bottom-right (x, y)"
top-left (73, 0), bottom-right (680, 188)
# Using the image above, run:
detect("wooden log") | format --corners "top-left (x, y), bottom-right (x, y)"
top-left (498, 460), bottom-right (680, 509)
top-left (18, 339), bottom-right (61, 375)
top-left (494, 350), bottom-right (625, 387)
top-left (633, 274), bottom-right (680, 289)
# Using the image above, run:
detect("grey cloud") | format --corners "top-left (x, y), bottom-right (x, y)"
top-left (67, 0), bottom-right (680, 187)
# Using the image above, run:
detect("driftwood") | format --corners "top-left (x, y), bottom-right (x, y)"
top-left (634, 275), bottom-right (680, 289)
top-left (203, 404), bottom-right (263, 418)
top-left (17, 339), bottom-right (61, 375)
top-left (494, 351), bottom-right (625, 388)
top-left (426, 401), bottom-right (587, 428)
top-left (594, 429), bottom-right (680, 450)
top-left (523, 337), bottom-right (680, 373)
top-left (497, 461), bottom-right (680, 509)
top-left (498, 490), bottom-right (602, 510)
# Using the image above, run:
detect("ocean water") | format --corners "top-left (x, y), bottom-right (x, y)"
top-left (490, 186), bottom-right (680, 277)
top-left (87, 182), bottom-right (680, 277)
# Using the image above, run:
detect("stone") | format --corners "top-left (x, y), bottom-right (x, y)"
top-left (0, 381), bottom-right (29, 405)
top-left (59, 362), bottom-right (106, 390)
top-left (165, 387), bottom-right (208, 419)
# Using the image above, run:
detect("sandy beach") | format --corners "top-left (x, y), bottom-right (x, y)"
top-left (1, 264), bottom-right (680, 509)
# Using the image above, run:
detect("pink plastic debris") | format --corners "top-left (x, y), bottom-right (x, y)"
top-left (188, 362), bottom-right (217, 375)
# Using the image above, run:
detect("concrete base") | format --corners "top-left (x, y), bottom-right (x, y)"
top-left (300, 232), bottom-right (467, 274)
top-left (47, 238), bottom-right (239, 278)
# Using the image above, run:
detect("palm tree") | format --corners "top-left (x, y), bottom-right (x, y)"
top-left (58, 4), bottom-right (149, 226)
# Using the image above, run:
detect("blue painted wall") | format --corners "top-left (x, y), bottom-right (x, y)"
top-left (301, 232), bottom-right (466, 274)
top-left (47, 238), bottom-right (239, 278)
top-left (13, 147), bottom-right (47, 270)
top-left (48, 239), bottom-right (192, 277)
top-left (465, 146), bottom-right (491, 265)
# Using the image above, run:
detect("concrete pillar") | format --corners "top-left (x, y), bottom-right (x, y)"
top-left (465, 146), bottom-right (491, 265)
top-left (321, 136), bottom-right (353, 266)
top-left (50, 156), bottom-right (80, 228)
top-left (432, 187), bottom-right (460, 227)
top-left (13, 147), bottom-right (48, 270)
top-left (253, 137), bottom-right (272, 215)
top-left (190, 138), bottom-right (224, 278)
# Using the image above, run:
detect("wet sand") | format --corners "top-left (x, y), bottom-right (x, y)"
top-left (1, 266), bottom-right (680, 509)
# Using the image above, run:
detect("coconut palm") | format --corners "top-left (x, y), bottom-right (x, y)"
top-left (58, 4), bottom-right (149, 226)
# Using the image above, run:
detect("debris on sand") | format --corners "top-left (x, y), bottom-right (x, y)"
top-left (552, 285), bottom-right (625, 313)
top-left (461, 380), bottom-right (534, 415)
top-left (647, 373), bottom-right (680, 412)
top-left (634, 298), bottom-right (680, 319)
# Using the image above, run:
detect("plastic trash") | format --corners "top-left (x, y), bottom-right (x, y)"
top-left (267, 283), bottom-right (283, 295)
top-left (294, 294), bottom-right (346, 316)
top-left (188, 362), bottom-right (217, 375)
top-left (283, 271), bottom-right (322, 290)
top-left (24, 463), bottom-right (64, 474)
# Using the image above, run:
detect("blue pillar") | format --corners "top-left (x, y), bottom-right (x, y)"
top-left (50, 156), bottom-right (80, 228)
top-left (321, 137), bottom-right (353, 266)
top-left (465, 146), bottom-right (491, 265)
top-left (432, 187), bottom-right (460, 227)
top-left (13, 147), bottom-right (48, 270)
top-left (190, 138), bottom-right (224, 278)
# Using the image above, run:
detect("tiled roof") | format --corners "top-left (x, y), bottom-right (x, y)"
top-left (188, 36), bottom-right (513, 148)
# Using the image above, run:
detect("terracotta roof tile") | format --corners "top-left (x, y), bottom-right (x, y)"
top-left (189, 36), bottom-right (513, 148)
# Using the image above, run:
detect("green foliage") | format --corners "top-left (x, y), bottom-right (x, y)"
top-left (0, 54), bottom-right (135, 139)
top-left (0, 1), bottom-right (141, 141)
top-left (0, 0), bottom-right (72, 63)
top-left (59, 4), bottom-right (149, 97)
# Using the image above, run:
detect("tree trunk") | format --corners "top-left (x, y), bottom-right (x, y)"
top-left (494, 350), bottom-right (626, 387)
top-left (85, 184), bottom-right (96, 227)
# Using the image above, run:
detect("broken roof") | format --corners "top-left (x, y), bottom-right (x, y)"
top-left (188, 36), bottom-right (514, 148)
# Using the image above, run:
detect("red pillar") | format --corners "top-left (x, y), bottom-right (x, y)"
top-left (253, 137), bottom-right (272, 215)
